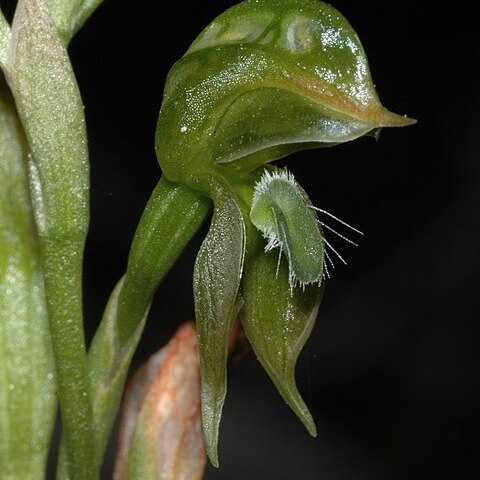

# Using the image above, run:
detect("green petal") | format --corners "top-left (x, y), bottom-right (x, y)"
top-left (193, 182), bottom-right (245, 466)
top-left (241, 246), bottom-right (324, 436)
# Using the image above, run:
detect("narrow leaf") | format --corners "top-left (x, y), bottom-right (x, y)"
top-left (8, 1), bottom-right (94, 477)
top-left (0, 76), bottom-right (56, 479)
top-left (9, 0), bottom-right (90, 245)
top-left (114, 322), bottom-right (205, 480)
top-left (193, 184), bottom-right (245, 466)
top-left (241, 246), bottom-right (324, 436)
top-left (69, 0), bottom-right (107, 38)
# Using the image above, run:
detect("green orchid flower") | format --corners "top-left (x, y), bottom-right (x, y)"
top-left (0, 0), bottom-right (414, 476)
top-left (151, 0), bottom-right (414, 466)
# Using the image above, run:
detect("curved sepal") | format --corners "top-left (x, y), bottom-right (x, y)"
top-left (193, 183), bottom-right (245, 466)
top-left (156, 0), bottom-right (414, 184)
top-left (241, 247), bottom-right (324, 436)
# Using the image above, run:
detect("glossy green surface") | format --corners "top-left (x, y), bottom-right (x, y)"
top-left (0, 0), bottom-right (415, 475)
top-left (156, 0), bottom-right (412, 191)
top-left (241, 245), bottom-right (323, 436)
top-left (193, 180), bottom-right (245, 466)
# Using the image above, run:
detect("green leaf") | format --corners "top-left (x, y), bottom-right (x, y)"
top-left (250, 168), bottom-right (324, 287)
top-left (241, 244), bottom-right (324, 436)
top-left (0, 76), bottom-right (56, 479)
top-left (193, 180), bottom-right (245, 466)
top-left (44, 0), bottom-right (83, 42)
top-left (8, 1), bottom-right (94, 477)
top-left (69, 0), bottom-right (107, 38)
top-left (155, 0), bottom-right (414, 185)
top-left (9, 0), bottom-right (90, 245)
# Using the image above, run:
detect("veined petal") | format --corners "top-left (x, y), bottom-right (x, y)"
top-left (193, 180), bottom-right (245, 466)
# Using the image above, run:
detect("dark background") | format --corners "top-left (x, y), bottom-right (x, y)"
top-left (6, 0), bottom-right (480, 478)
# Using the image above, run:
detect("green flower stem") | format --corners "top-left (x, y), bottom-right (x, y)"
top-left (0, 76), bottom-right (56, 480)
top-left (117, 176), bottom-right (211, 347)
top-left (8, 0), bottom-right (94, 477)
top-left (40, 242), bottom-right (93, 478)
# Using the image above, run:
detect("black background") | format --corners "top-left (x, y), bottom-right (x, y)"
top-left (4, 0), bottom-right (480, 479)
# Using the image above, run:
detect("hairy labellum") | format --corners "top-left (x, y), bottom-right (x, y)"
top-left (250, 168), bottom-right (324, 288)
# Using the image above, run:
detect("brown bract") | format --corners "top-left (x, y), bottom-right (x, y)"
top-left (114, 322), bottom-right (205, 480)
